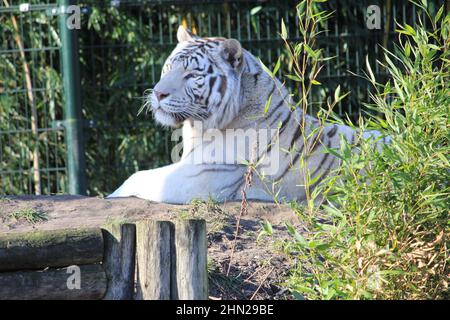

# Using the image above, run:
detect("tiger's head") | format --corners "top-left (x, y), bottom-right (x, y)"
top-left (148, 26), bottom-right (254, 129)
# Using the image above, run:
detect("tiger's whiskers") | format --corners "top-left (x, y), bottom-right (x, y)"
top-left (137, 89), bottom-right (154, 116)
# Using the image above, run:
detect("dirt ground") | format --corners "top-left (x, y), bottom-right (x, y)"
top-left (0, 195), bottom-right (300, 300)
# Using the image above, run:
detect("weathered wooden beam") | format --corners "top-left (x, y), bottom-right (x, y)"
top-left (102, 222), bottom-right (136, 300)
top-left (0, 264), bottom-right (107, 300)
top-left (174, 219), bottom-right (208, 300)
top-left (0, 228), bottom-right (104, 272)
top-left (135, 220), bottom-right (174, 300)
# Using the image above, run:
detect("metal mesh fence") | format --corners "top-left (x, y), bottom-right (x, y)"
top-left (0, 0), bottom-right (443, 196)
top-left (0, 1), bottom-right (66, 195)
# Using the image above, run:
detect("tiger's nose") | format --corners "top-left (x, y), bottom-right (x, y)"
top-left (154, 90), bottom-right (170, 101)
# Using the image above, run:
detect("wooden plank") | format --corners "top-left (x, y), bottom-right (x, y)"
top-left (0, 228), bottom-right (104, 271)
top-left (135, 220), bottom-right (173, 300)
top-left (102, 222), bottom-right (136, 300)
top-left (174, 219), bottom-right (208, 300)
top-left (0, 264), bottom-right (107, 300)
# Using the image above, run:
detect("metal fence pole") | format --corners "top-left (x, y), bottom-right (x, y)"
top-left (59, 0), bottom-right (86, 195)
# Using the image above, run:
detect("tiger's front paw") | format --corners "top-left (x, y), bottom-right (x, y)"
top-left (107, 170), bottom-right (163, 201)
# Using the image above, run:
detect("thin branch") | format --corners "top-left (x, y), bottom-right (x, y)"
top-left (250, 266), bottom-right (275, 300)
top-left (226, 145), bottom-right (256, 276)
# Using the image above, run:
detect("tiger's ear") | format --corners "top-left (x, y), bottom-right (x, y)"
top-left (177, 26), bottom-right (198, 42)
top-left (220, 39), bottom-right (243, 70)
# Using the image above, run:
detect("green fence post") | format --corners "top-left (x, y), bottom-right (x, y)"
top-left (59, 0), bottom-right (86, 195)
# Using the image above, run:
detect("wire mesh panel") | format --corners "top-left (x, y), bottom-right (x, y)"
top-left (0, 1), bottom-right (66, 195)
top-left (0, 0), bottom-right (443, 195)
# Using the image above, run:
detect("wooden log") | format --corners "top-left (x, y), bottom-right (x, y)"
top-left (174, 219), bottom-right (208, 300)
top-left (0, 264), bottom-right (107, 300)
top-left (135, 220), bottom-right (173, 300)
top-left (0, 228), bottom-right (104, 271)
top-left (102, 222), bottom-right (136, 300)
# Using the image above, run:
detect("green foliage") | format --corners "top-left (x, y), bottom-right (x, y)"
top-left (0, 3), bottom-right (66, 194)
top-left (176, 197), bottom-right (231, 235)
top-left (257, 220), bottom-right (274, 243)
top-left (280, 0), bottom-right (449, 299)
top-left (8, 208), bottom-right (48, 225)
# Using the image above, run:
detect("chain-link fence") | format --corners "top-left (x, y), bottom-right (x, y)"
top-left (0, 0), bottom-right (443, 196)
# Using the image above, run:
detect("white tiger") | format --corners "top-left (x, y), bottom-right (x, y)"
top-left (108, 26), bottom-right (386, 204)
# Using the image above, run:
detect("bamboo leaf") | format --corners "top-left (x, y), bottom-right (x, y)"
top-left (334, 85), bottom-right (341, 102)
top-left (250, 6), bottom-right (262, 15)
top-left (366, 55), bottom-right (376, 83)
top-left (263, 93), bottom-right (273, 115)
top-left (259, 58), bottom-right (273, 78)
top-left (273, 57), bottom-right (281, 76)
top-left (435, 5), bottom-right (444, 24)
top-left (281, 18), bottom-right (288, 39)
